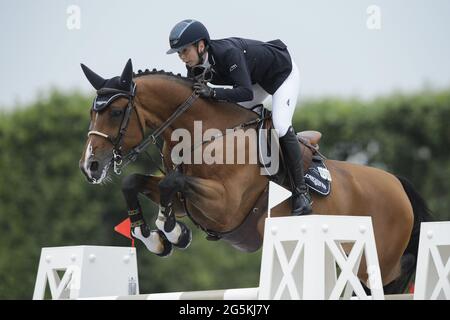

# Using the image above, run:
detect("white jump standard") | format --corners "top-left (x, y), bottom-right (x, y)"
top-left (33, 246), bottom-right (138, 300)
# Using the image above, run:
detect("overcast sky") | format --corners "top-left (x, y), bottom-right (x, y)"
top-left (1, 0), bottom-right (449, 109)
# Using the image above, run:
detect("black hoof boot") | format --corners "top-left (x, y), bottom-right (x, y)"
top-left (155, 230), bottom-right (173, 258)
top-left (162, 206), bottom-right (176, 233)
top-left (173, 221), bottom-right (192, 249)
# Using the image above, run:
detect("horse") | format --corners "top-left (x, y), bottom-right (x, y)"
top-left (79, 59), bottom-right (431, 294)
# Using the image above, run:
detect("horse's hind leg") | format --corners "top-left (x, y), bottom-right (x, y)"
top-left (382, 253), bottom-right (416, 294)
top-left (156, 170), bottom-right (192, 249)
top-left (121, 173), bottom-right (173, 257)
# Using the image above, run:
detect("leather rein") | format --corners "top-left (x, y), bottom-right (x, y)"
top-left (87, 77), bottom-right (269, 176)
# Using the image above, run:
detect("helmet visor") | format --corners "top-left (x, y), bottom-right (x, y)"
top-left (166, 42), bottom-right (194, 54)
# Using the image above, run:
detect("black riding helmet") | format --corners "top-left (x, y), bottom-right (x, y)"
top-left (166, 19), bottom-right (210, 54)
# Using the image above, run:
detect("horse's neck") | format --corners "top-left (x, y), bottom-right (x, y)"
top-left (195, 100), bottom-right (258, 131)
top-left (137, 75), bottom-right (258, 133)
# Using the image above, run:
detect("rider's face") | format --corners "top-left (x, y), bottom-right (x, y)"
top-left (178, 42), bottom-right (205, 67)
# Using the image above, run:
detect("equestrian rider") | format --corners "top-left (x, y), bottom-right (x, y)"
top-left (166, 19), bottom-right (312, 216)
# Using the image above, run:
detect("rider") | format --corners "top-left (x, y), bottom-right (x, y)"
top-left (166, 19), bottom-right (312, 216)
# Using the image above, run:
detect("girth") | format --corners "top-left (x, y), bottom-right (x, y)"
top-left (179, 183), bottom-right (269, 253)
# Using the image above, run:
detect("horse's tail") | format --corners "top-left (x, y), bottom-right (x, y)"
top-left (382, 176), bottom-right (434, 294)
top-left (397, 176), bottom-right (433, 257)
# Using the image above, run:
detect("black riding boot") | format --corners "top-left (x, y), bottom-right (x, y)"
top-left (279, 126), bottom-right (312, 216)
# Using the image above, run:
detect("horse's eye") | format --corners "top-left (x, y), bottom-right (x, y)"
top-left (111, 109), bottom-right (123, 117)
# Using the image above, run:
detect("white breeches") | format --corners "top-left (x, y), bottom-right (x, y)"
top-left (238, 61), bottom-right (300, 137)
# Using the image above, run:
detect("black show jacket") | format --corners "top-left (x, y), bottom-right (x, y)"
top-left (187, 37), bottom-right (293, 103)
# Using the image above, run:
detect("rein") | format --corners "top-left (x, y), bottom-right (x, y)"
top-left (88, 76), bottom-right (269, 176)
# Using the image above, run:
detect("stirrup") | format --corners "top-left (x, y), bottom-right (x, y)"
top-left (294, 185), bottom-right (310, 198)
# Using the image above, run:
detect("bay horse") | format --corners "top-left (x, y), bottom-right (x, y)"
top-left (79, 59), bottom-right (431, 294)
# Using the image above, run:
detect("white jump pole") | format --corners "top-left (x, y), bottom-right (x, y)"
top-left (79, 287), bottom-right (259, 300)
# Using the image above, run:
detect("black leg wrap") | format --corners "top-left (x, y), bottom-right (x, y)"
top-left (155, 230), bottom-right (173, 257)
top-left (161, 205), bottom-right (176, 233)
top-left (138, 223), bottom-right (151, 238)
top-left (128, 207), bottom-right (151, 237)
top-left (159, 171), bottom-right (185, 232)
top-left (172, 221), bottom-right (192, 250)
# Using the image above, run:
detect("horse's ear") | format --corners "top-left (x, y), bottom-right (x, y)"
top-left (120, 59), bottom-right (133, 88)
top-left (80, 64), bottom-right (106, 90)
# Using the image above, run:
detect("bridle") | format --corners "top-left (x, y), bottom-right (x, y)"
top-left (87, 82), bottom-right (199, 175)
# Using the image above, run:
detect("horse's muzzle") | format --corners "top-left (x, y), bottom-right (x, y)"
top-left (79, 155), bottom-right (111, 184)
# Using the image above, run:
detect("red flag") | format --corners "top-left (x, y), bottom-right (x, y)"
top-left (114, 218), bottom-right (134, 247)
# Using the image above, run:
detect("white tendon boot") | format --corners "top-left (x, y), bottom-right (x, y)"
top-left (132, 226), bottom-right (173, 257)
top-left (155, 207), bottom-right (192, 249)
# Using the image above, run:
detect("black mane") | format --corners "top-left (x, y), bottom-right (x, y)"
top-left (133, 68), bottom-right (194, 84)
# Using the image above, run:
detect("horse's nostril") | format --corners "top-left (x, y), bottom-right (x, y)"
top-left (90, 161), bottom-right (99, 172)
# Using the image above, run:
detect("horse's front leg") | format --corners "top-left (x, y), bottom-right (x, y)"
top-left (121, 174), bottom-right (173, 257)
top-left (156, 170), bottom-right (192, 249)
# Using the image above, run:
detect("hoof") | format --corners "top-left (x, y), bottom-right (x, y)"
top-left (155, 230), bottom-right (173, 257)
top-left (173, 221), bottom-right (192, 250)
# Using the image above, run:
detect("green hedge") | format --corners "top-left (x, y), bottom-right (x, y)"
top-left (0, 88), bottom-right (448, 299)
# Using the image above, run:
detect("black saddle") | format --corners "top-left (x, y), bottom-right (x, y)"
top-left (252, 105), bottom-right (332, 196)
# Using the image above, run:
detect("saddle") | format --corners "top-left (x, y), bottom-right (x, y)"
top-left (254, 106), bottom-right (322, 186)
